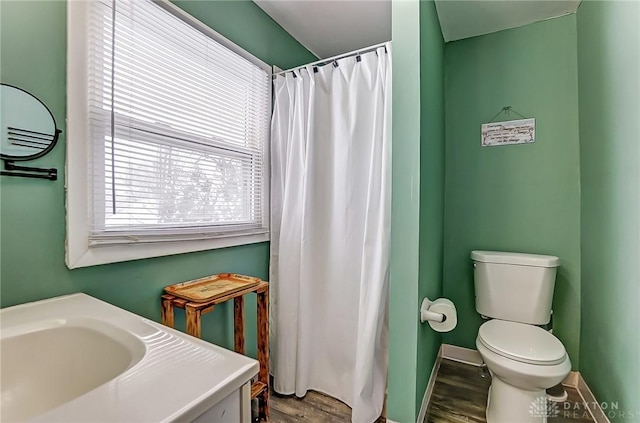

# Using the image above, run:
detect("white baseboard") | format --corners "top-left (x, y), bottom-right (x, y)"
top-left (386, 420), bottom-right (400, 423)
top-left (441, 344), bottom-right (484, 366)
top-left (576, 373), bottom-right (610, 423)
top-left (557, 370), bottom-right (609, 423)
top-left (416, 346), bottom-right (443, 423)
top-left (562, 371), bottom-right (580, 387)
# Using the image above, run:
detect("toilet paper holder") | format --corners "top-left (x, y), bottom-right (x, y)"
top-left (420, 297), bottom-right (447, 323)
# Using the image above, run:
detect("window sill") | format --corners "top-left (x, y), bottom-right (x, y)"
top-left (65, 231), bottom-right (269, 269)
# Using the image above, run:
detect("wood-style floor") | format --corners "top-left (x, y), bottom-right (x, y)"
top-left (269, 389), bottom-right (386, 423)
top-left (425, 359), bottom-right (595, 423)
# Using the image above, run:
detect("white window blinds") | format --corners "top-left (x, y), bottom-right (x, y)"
top-left (87, 0), bottom-right (270, 245)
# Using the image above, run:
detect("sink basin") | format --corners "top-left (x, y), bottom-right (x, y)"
top-left (1, 319), bottom-right (145, 421)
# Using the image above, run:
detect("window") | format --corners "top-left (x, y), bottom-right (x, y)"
top-left (67, 0), bottom-right (270, 268)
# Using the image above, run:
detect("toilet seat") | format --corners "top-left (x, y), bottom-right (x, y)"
top-left (478, 320), bottom-right (566, 365)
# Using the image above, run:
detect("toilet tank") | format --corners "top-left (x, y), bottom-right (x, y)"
top-left (471, 251), bottom-right (560, 325)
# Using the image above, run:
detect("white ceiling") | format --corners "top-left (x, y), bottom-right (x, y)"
top-left (253, 0), bottom-right (580, 62)
top-left (253, 0), bottom-right (391, 60)
top-left (435, 0), bottom-right (581, 42)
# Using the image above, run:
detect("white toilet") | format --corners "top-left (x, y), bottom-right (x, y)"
top-left (471, 251), bottom-right (571, 423)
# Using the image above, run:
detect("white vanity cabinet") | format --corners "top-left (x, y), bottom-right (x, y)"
top-left (192, 383), bottom-right (251, 423)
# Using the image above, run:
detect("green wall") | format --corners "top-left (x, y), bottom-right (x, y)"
top-left (172, 0), bottom-right (316, 69)
top-left (577, 1), bottom-right (640, 417)
top-left (0, 0), bottom-right (315, 357)
top-left (443, 15), bottom-right (582, 369)
top-left (388, 0), bottom-right (422, 420)
top-left (416, 0), bottom-right (445, 417)
top-left (388, 1), bottom-right (446, 420)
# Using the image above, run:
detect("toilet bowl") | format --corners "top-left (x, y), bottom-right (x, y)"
top-left (476, 319), bottom-right (571, 423)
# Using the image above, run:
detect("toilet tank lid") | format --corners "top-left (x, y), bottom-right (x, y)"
top-left (471, 251), bottom-right (559, 267)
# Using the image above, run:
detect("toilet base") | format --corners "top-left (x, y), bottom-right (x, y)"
top-left (486, 376), bottom-right (554, 423)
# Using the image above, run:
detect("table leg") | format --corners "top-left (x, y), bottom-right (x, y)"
top-left (185, 305), bottom-right (202, 338)
top-left (234, 296), bottom-right (245, 354)
top-left (257, 289), bottom-right (269, 421)
top-left (161, 296), bottom-right (175, 328)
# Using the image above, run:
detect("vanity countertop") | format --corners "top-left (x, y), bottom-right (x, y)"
top-left (1, 293), bottom-right (259, 422)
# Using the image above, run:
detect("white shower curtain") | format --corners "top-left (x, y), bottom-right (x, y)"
top-left (270, 44), bottom-right (391, 423)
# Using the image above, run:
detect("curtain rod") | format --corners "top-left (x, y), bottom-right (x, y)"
top-left (273, 41), bottom-right (390, 77)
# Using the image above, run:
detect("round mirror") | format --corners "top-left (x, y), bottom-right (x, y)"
top-left (1, 84), bottom-right (60, 162)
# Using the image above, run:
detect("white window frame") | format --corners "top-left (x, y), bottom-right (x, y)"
top-left (66, 0), bottom-right (271, 269)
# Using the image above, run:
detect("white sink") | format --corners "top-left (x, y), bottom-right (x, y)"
top-left (0, 294), bottom-right (258, 422)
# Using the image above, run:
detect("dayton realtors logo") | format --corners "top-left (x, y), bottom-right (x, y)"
top-left (562, 401), bottom-right (637, 420)
top-left (530, 397), bottom-right (638, 420)
top-left (529, 396), bottom-right (560, 418)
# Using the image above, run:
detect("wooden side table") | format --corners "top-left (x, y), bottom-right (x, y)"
top-left (160, 280), bottom-right (270, 421)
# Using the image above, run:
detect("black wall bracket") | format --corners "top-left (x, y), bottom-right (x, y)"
top-left (1, 160), bottom-right (57, 181)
